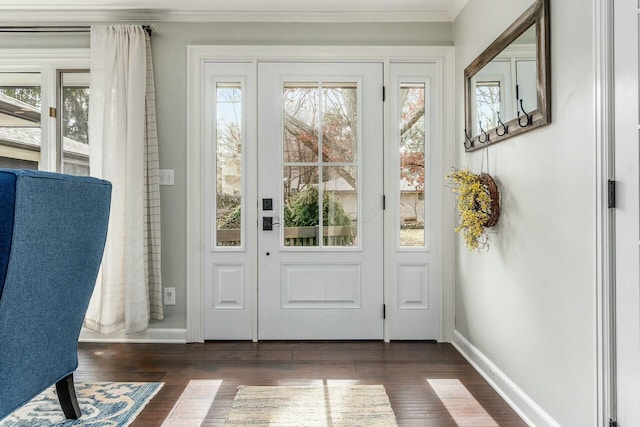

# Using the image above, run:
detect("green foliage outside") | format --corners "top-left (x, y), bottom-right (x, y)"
top-left (284, 186), bottom-right (352, 227)
top-left (218, 186), bottom-right (353, 230)
top-left (218, 204), bottom-right (241, 229)
top-left (0, 87), bottom-right (41, 108)
top-left (62, 87), bottom-right (90, 144)
top-left (1, 86), bottom-right (89, 145)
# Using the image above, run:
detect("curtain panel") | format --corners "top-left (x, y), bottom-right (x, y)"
top-left (85, 24), bottom-right (163, 334)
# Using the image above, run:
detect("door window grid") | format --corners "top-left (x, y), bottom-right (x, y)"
top-left (282, 81), bottom-right (359, 248)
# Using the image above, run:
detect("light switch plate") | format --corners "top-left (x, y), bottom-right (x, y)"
top-left (159, 169), bottom-right (174, 186)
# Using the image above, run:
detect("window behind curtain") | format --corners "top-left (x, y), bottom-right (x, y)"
top-left (0, 72), bottom-right (42, 170)
top-left (0, 69), bottom-right (91, 175)
top-left (60, 71), bottom-right (90, 176)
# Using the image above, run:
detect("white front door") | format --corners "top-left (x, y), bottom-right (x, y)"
top-left (199, 52), bottom-right (446, 342)
top-left (257, 62), bottom-right (384, 339)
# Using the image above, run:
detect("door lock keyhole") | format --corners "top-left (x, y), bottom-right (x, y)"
top-left (263, 216), bottom-right (273, 231)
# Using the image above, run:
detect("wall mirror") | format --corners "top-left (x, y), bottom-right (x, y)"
top-left (464, 0), bottom-right (550, 152)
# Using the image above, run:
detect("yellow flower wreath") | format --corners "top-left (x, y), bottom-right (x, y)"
top-left (446, 169), bottom-right (500, 251)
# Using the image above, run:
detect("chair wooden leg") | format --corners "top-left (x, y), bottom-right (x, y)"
top-left (55, 373), bottom-right (82, 419)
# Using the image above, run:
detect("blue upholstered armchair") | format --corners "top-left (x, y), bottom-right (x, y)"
top-left (0, 169), bottom-right (111, 421)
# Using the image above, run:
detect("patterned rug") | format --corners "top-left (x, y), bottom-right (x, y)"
top-left (0, 382), bottom-right (163, 427)
top-left (225, 385), bottom-right (398, 426)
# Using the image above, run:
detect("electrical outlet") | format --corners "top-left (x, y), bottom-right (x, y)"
top-left (164, 287), bottom-right (176, 305)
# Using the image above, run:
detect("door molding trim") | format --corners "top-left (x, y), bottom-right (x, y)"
top-left (593, 0), bottom-right (615, 424)
top-left (186, 45), bottom-right (455, 343)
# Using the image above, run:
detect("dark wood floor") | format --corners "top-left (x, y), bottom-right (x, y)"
top-left (76, 341), bottom-right (526, 426)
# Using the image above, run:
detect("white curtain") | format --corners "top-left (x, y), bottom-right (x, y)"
top-left (85, 25), bottom-right (163, 334)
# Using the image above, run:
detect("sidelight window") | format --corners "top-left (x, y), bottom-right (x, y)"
top-left (399, 83), bottom-right (426, 247)
top-left (214, 82), bottom-right (244, 248)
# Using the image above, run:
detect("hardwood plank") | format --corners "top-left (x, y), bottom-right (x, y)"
top-left (75, 341), bottom-right (526, 426)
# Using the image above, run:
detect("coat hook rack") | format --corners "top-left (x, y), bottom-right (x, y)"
top-left (478, 121), bottom-right (490, 144)
top-left (464, 128), bottom-right (475, 149)
top-left (517, 99), bottom-right (532, 128)
top-left (496, 111), bottom-right (508, 136)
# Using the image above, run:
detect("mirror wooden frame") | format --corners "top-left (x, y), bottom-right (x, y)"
top-left (464, 0), bottom-right (550, 152)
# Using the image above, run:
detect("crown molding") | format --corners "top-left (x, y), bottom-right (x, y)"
top-left (448, 0), bottom-right (469, 20)
top-left (0, 9), bottom-right (163, 23)
top-left (0, 8), bottom-right (453, 23)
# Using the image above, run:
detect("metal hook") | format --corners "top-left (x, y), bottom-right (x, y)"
top-left (478, 121), bottom-right (490, 144)
top-left (517, 99), bottom-right (532, 128)
top-left (495, 111), bottom-right (508, 136)
top-left (464, 128), bottom-right (474, 149)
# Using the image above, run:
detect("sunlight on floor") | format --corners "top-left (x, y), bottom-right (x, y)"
top-left (158, 378), bottom-right (498, 426)
top-left (275, 378), bottom-right (361, 386)
top-left (161, 379), bottom-right (222, 427)
top-left (427, 379), bottom-right (499, 427)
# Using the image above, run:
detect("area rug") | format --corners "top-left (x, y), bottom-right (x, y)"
top-left (225, 385), bottom-right (398, 426)
top-left (0, 382), bottom-right (163, 427)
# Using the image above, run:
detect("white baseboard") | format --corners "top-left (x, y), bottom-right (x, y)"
top-left (451, 329), bottom-right (560, 427)
top-left (79, 327), bottom-right (187, 343)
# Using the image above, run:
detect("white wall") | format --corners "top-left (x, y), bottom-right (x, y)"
top-left (453, 1), bottom-right (596, 426)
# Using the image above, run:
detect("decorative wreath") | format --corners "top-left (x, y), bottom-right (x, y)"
top-left (446, 169), bottom-right (500, 251)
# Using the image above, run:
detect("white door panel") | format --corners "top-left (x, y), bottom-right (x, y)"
top-left (257, 62), bottom-right (384, 340)
top-left (203, 62), bottom-right (257, 340)
top-left (386, 62), bottom-right (441, 340)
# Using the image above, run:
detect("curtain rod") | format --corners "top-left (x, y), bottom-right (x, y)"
top-left (0, 25), bottom-right (153, 36)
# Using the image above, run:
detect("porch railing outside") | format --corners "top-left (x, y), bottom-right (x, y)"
top-left (216, 225), bottom-right (356, 247)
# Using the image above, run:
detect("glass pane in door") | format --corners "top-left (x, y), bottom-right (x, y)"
top-left (322, 83), bottom-right (357, 162)
top-left (323, 166), bottom-right (357, 247)
top-left (283, 165), bottom-right (319, 247)
top-left (282, 82), bottom-right (359, 248)
top-left (215, 83), bottom-right (243, 247)
top-left (283, 84), bottom-right (319, 163)
top-left (399, 83), bottom-right (426, 247)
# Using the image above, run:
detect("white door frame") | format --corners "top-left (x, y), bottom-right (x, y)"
top-left (594, 0), bottom-right (615, 425)
top-left (186, 45), bottom-right (455, 343)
